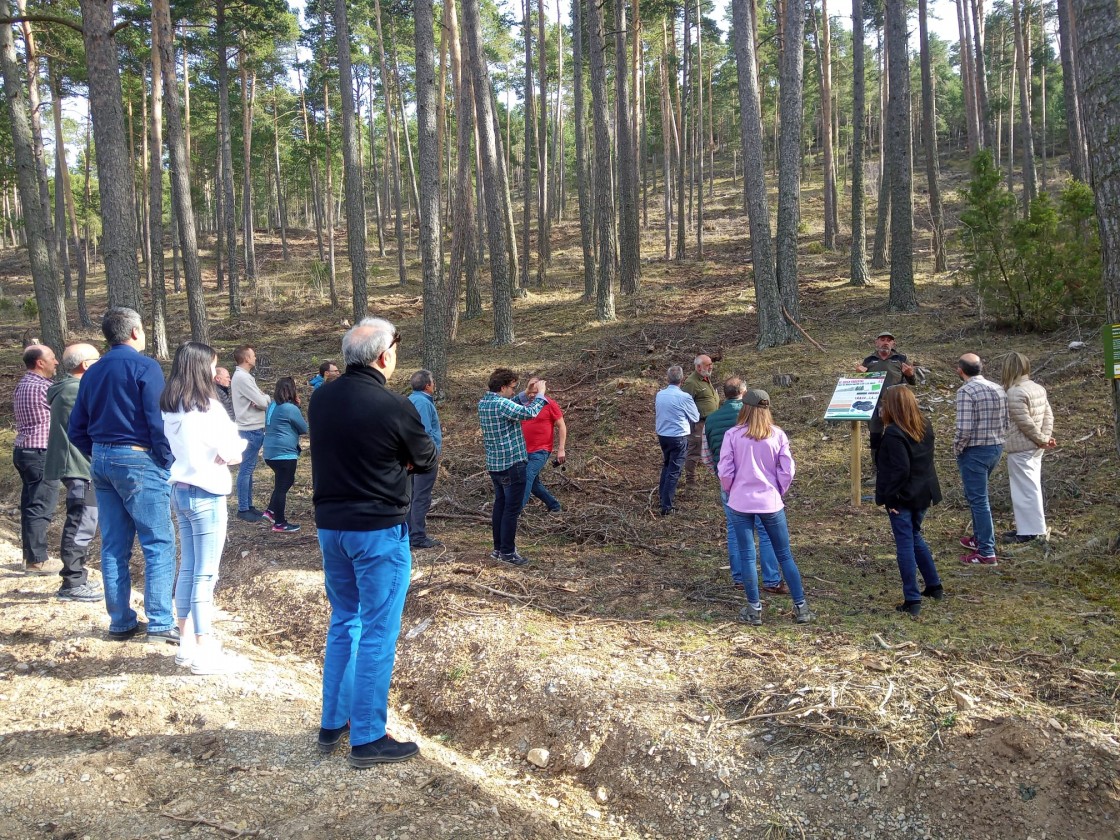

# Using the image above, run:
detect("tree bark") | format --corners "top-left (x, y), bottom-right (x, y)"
top-left (0, 3), bottom-right (64, 351)
top-left (216, 0), bottom-right (240, 315)
top-left (1069, 0), bottom-right (1120, 456)
top-left (372, 0), bottom-right (406, 285)
top-left (537, 0), bottom-right (551, 284)
top-left (334, 0), bottom-right (368, 321)
top-left (240, 57), bottom-right (258, 300)
top-left (956, 0), bottom-right (979, 157)
top-left (148, 19), bottom-right (169, 359)
top-left (272, 90), bottom-right (289, 261)
top-left (461, 0), bottom-right (514, 343)
top-left (1012, 0), bottom-right (1037, 211)
top-left (617, 0), bottom-right (639, 291)
top-left (573, 0), bottom-right (595, 300)
top-left (79, 0), bottom-right (142, 313)
top-left (872, 23), bottom-right (890, 270)
top-left (849, 0), bottom-right (871, 286)
top-left (522, 0), bottom-right (535, 291)
top-left (445, 0), bottom-right (475, 339)
top-left (816, 0), bottom-right (838, 248)
top-left (731, 0), bottom-right (784, 346)
top-left (775, 0), bottom-right (804, 336)
top-left (918, 0), bottom-right (946, 272)
top-left (15, 0), bottom-right (56, 270)
top-left (49, 60), bottom-right (80, 301)
top-left (1056, 0), bottom-right (1087, 181)
top-left (969, 0), bottom-right (993, 148)
top-left (886, 0), bottom-right (917, 310)
top-left (587, 0), bottom-right (616, 320)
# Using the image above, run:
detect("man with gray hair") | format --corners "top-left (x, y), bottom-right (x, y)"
top-left (654, 365), bottom-right (699, 516)
top-left (681, 354), bottom-right (719, 484)
top-left (309, 317), bottom-right (437, 767)
top-left (69, 307), bottom-right (178, 644)
top-left (45, 343), bottom-right (103, 601)
top-left (407, 369), bottom-right (442, 549)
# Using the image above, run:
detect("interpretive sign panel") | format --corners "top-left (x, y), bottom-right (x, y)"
top-left (1104, 324), bottom-right (1120, 379)
top-left (824, 372), bottom-right (888, 421)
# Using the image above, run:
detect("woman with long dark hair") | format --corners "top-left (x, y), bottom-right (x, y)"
top-left (263, 376), bottom-right (307, 532)
top-left (160, 342), bottom-right (246, 673)
top-left (717, 389), bottom-right (813, 626)
top-left (875, 386), bottom-right (944, 618)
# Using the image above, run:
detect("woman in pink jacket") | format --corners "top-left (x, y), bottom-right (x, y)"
top-left (717, 389), bottom-right (812, 626)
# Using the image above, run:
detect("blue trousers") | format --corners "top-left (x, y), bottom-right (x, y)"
top-left (957, 444), bottom-right (1003, 557)
top-left (236, 428), bottom-right (265, 512)
top-left (657, 435), bottom-right (688, 512)
top-left (489, 462), bottom-right (527, 554)
top-left (522, 449), bottom-right (561, 511)
top-left (172, 484), bottom-right (228, 636)
top-left (888, 507), bottom-right (941, 602)
top-left (319, 525), bottom-right (412, 748)
top-left (91, 445), bottom-right (176, 633)
top-left (727, 508), bottom-right (806, 606)
top-left (721, 489), bottom-right (780, 587)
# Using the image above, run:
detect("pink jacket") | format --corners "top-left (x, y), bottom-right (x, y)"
top-left (717, 425), bottom-right (795, 514)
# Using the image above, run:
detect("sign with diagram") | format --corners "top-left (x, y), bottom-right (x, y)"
top-left (824, 372), bottom-right (888, 421)
top-left (1105, 324), bottom-right (1120, 379)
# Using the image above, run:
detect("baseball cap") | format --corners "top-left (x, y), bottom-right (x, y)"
top-left (876, 330), bottom-right (895, 340)
top-left (744, 389), bottom-right (770, 407)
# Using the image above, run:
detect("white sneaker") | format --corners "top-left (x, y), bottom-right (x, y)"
top-left (175, 634), bottom-right (195, 667)
top-left (190, 646), bottom-right (247, 676)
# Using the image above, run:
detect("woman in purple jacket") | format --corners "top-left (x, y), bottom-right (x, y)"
top-left (717, 390), bottom-right (812, 626)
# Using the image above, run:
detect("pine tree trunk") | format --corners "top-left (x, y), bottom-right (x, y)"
top-left (48, 61), bottom-right (75, 300)
top-left (817, 0), bottom-right (838, 248)
top-left (461, 0), bottom-right (514, 343)
top-left (522, 0), bottom-right (535, 291)
top-left (970, 0), bottom-right (993, 148)
top-left (79, 0), bottom-right (143, 313)
top-left (216, 0), bottom-right (240, 315)
top-left (886, 0), bottom-right (917, 311)
top-left (445, 0), bottom-right (475, 340)
top-left (272, 91), bottom-right (289, 261)
top-left (775, 0), bottom-right (804, 337)
top-left (373, 0), bottom-right (407, 285)
top-left (334, 0), bottom-right (368, 321)
top-left (321, 46), bottom-right (338, 306)
top-left (573, 0), bottom-right (595, 300)
top-left (674, 7), bottom-right (686, 261)
top-left (587, 0), bottom-right (617, 320)
top-left (658, 46), bottom-right (673, 261)
top-left (694, 0), bottom-right (705, 259)
top-left (1069, 0), bottom-right (1120, 456)
top-left (872, 24), bottom-right (891, 270)
top-left (731, 0), bottom-right (784, 346)
top-left (148, 21), bottom-right (169, 359)
top-left (537, 0), bottom-right (551, 284)
top-left (368, 72), bottom-right (387, 258)
top-left (1057, 0), bottom-right (1087, 181)
top-left (1012, 0), bottom-right (1037, 212)
top-left (296, 64), bottom-right (326, 264)
top-left (617, 0), bottom-right (640, 291)
top-left (15, 2), bottom-right (57, 270)
top-left (0, 5), bottom-right (65, 351)
top-left (240, 59), bottom-right (258, 300)
top-left (956, 0), bottom-right (979, 157)
top-left (918, 0), bottom-right (946, 272)
top-left (849, 0), bottom-right (871, 286)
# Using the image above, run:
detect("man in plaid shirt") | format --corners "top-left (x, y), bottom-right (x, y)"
top-left (478, 368), bottom-right (547, 566)
top-left (13, 344), bottom-right (60, 573)
top-left (955, 353), bottom-right (1010, 565)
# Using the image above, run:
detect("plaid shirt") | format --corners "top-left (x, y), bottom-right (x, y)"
top-left (13, 371), bottom-right (52, 449)
top-left (478, 391), bottom-right (546, 472)
top-left (954, 375), bottom-right (1010, 455)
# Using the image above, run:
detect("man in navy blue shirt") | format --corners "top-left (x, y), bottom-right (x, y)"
top-left (406, 369), bottom-right (442, 550)
top-left (69, 307), bottom-right (178, 645)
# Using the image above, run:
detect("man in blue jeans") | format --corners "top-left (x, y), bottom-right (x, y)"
top-left (654, 365), bottom-right (699, 516)
top-left (231, 345), bottom-right (271, 522)
top-left (954, 353), bottom-right (1009, 565)
top-left (479, 368), bottom-right (548, 565)
top-left (407, 369), bottom-right (443, 549)
top-left (68, 307), bottom-right (178, 644)
top-left (309, 317), bottom-right (437, 767)
top-left (515, 377), bottom-right (566, 513)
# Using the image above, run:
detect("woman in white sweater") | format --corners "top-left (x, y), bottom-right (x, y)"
top-left (1001, 353), bottom-right (1056, 544)
top-left (160, 342), bottom-right (247, 674)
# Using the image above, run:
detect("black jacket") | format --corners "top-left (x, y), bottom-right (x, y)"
top-left (309, 364), bottom-right (437, 531)
top-left (874, 422), bottom-right (942, 511)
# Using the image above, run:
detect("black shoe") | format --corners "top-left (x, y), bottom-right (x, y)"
top-left (660, 507), bottom-right (674, 517)
top-left (499, 551), bottom-right (529, 567)
top-left (921, 585), bottom-right (945, 600)
top-left (410, 537), bottom-right (443, 550)
top-left (348, 734), bottom-right (420, 768)
top-left (108, 624), bottom-right (142, 641)
top-left (896, 600), bottom-right (922, 619)
top-left (1001, 531), bottom-right (1038, 544)
top-left (237, 509), bottom-right (264, 523)
top-left (146, 627), bottom-right (182, 645)
top-left (547, 505), bottom-right (563, 513)
top-left (318, 722), bottom-right (350, 754)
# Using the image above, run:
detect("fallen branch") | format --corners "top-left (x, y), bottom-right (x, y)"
top-left (160, 812), bottom-right (264, 837)
top-left (781, 304), bottom-right (827, 352)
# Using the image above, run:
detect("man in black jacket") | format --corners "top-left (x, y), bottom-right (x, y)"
top-left (308, 317), bottom-right (437, 769)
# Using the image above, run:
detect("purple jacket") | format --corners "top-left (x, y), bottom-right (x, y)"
top-left (717, 425), bottom-right (795, 514)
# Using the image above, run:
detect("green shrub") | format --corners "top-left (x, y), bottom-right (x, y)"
top-left (22, 298), bottom-right (38, 320)
top-left (0, 297), bottom-right (13, 314)
top-left (959, 151), bottom-right (1102, 330)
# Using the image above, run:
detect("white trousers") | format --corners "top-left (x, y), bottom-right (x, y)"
top-left (1007, 449), bottom-right (1047, 536)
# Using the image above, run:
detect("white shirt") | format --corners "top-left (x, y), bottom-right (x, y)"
top-left (163, 400), bottom-right (247, 495)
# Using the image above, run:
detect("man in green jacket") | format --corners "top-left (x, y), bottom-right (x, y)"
top-left (704, 377), bottom-right (787, 595)
top-left (45, 343), bottom-right (102, 602)
top-left (681, 355), bottom-right (719, 484)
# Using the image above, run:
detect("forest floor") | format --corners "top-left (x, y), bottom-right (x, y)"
top-left (0, 168), bottom-right (1118, 839)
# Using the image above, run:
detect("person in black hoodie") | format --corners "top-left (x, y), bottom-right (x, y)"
top-left (875, 386), bottom-right (944, 619)
top-left (308, 317), bottom-right (437, 768)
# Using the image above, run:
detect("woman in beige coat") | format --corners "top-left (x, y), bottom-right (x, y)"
top-left (1001, 353), bottom-right (1056, 543)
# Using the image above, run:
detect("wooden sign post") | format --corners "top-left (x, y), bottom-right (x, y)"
top-left (824, 373), bottom-right (886, 508)
top-left (851, 421), bottom-right (862, 506)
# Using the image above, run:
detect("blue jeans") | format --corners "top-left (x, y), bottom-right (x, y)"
top-left (721, 490), bottom-right (780, 587)
top-left (489, 461), bottom-right (527, 555)
top-left (727, 508), bottom-right (806, 606)
top-left (888, 507), bottom-right (941, 602)
top-left (91, 445), bottom-right (176, 633)
top-left (407, 462), bottom-right (438, 542)
top-left (957, 444), bottom-right (1003, 557)
top-left (172, 484), bottom-right (228, 636)
top-left (236, 428), bottom-right (265, 511)
top-left (657, 435), bottom-right (688, 512)
top-left (523, 449), bottom-right (561, 511)
top-left (318, 525), bottom-right (411, 747)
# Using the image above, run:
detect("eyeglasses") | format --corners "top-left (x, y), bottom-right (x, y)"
top-left (390, 330), bottom-right (401, 348)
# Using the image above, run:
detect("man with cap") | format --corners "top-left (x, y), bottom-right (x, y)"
top-left (856, 331), bottom-right (916, 457)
